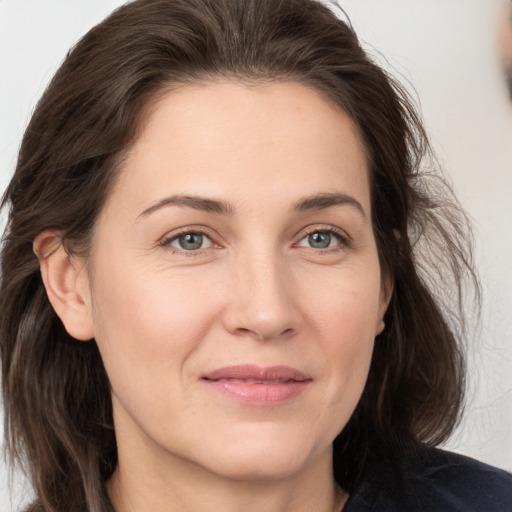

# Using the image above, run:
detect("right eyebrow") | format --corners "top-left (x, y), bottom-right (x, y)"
top-left (136, 194), bottom-right (235, 221)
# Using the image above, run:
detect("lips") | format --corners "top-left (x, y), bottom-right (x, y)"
top-left (201, 365), bottom-right (312, 405)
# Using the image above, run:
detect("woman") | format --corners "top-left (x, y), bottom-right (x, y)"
top-left (1, 0), bottom-right (510, 511)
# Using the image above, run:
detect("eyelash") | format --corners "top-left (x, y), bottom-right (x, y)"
top-left (159, 228), bottom-right (216, 256)
top-left (159, 225), bottom-right (350, 255)
top-left (297, 225), bottom-right (350, 253)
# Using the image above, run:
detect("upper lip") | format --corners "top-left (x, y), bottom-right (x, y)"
top-left (201, 365), bottom-right (311, 382)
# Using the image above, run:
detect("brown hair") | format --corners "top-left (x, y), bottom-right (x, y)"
top-left (0, 0), bottom-right (478, 510)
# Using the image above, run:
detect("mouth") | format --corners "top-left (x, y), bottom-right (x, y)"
top-left (201, 365), bottom-right (312, 405)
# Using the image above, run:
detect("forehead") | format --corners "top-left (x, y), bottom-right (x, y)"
top-left (107, 80), bottom-right (370, 216)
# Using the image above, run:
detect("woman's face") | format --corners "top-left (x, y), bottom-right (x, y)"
top-left (80, 81), bottom-right (389, 481)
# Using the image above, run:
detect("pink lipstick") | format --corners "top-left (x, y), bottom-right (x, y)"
top-left (201, 365), bottom-right (311, 405)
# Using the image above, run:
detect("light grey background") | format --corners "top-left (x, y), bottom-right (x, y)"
top-left (1, 0), bottom-right (511, 510)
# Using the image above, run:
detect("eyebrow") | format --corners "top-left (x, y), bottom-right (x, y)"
top-left (137, 195), bottom-right (235, 220)
top-left (294, 192), bottom-right (366, 219)
top-left (137, 192), bottom-right (366, 220)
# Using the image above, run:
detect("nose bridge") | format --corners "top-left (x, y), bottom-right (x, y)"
top-left (225, 243), bottom-right (298, 340)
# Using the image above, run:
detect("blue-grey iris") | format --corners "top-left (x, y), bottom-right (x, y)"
top-left (178, 233), bottom-right (203, 250)
top-left (308, 232), bottom-right (331, 249)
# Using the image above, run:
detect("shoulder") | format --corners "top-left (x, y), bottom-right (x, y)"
top-left (405, 446), bottom-right (512, 511)
top-left (344, 445), bottom-right (512, 512)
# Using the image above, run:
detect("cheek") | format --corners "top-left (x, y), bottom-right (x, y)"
top-left (89, 261), bottom-right (222, 391)
top-left (302, 261), bottom-right (381, 411)
top-left (304, 258), bottom-right (384, 341)
top-left (316, 309), bottom-right (376, 442)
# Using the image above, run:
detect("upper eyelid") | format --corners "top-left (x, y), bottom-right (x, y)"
top-left (158, 223), bottom-right (350, 248)
top-left (297, 224), bottom-right (350, 242)
top-left (159, 225), bottom-right (217, 244)
top-left (159, 230), bottom-right (217, 256)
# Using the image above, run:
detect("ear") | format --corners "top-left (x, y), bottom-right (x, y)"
top-left (34, 231), bottom-right (94, 341)
top-left (376, 276), bottom-right (393, 336)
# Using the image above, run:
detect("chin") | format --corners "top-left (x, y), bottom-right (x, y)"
top-left (212, 452), bottom-right (314, 481)
top-left (194, 426), bottom-right (331, 481)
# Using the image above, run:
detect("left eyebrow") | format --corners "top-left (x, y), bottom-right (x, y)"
top-left (294, 192), bottom-right (367, 219)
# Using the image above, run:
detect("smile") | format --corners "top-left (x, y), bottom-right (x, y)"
top-left (201, 365), bottom-right (312, 405)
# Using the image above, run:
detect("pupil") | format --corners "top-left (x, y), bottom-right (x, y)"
top-left (309, 232), bottom-right (331, 249)
top-left (179, 233), bottom-right (203, 250)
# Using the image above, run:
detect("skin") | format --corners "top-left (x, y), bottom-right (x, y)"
top-left (36, 81), bottom-right (390, 512)
top-left (497, 2), bottom-right (512, 97)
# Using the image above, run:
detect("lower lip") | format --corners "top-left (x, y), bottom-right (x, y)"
top-left (202, 380), bottom-right (310, 405)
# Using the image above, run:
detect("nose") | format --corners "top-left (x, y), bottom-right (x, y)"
top-left (222, 250), bottom-right (301, 341)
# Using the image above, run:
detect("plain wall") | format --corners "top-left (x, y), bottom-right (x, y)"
top-left (1, 0), bottom-right (511, 510)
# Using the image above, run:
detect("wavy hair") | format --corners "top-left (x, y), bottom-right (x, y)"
top-left (1, 0), bottom-right (478, 510)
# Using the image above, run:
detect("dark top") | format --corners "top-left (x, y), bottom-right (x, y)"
top-left (343, 445), bottom-right (512, 511)
top-left (23, 445), bottom-right (512, 511)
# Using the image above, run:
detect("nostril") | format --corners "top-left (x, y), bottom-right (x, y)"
top-left (232, 326), bottom-right (295, 340)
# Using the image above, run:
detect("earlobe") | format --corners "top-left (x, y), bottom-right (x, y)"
top-left (375, 319), bottom-right (385, 336)
top-left (34, 231), bottom-right (94, 341)
top-left (376, 277), bottom-right (393, 336)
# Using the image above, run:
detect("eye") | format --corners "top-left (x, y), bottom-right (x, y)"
top-left (168, 232), bottom-right (213, 251)
top-left (297, 229), bottom-right (345, 250)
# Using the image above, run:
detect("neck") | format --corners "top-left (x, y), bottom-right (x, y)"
top-left (107, 445), bottom-right (347, 512)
